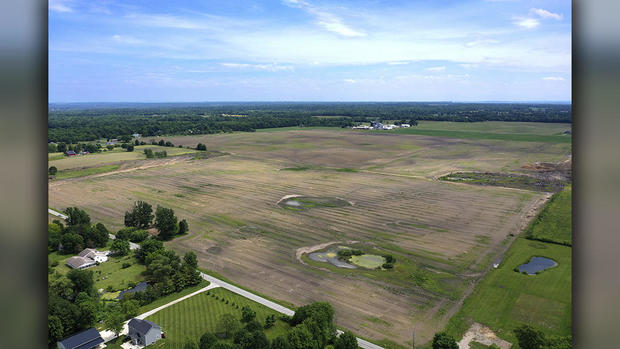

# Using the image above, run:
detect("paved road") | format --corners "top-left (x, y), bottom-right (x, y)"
top-left (49, 208), bottom-right (139, 250)
top-left (199, 272), bottom-right (384, 349)
top-left (48, 208), bottom-right (68, 219)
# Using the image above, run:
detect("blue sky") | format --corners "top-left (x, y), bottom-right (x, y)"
top-left (49, 0), bottom-right (571, 102)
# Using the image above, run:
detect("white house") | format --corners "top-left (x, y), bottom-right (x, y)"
top-left (79, 248), bottom-right (109, 263)
top-left (66, 248), bottom-right (109, 269)
top-left (132, 133), bottom-right (141, 138)
top-left (400, 124), bottom-right (411, 128)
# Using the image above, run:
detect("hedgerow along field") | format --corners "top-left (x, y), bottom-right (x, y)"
top-left (145, 288), bottom-right (291, 349)
top-left (49, 123), bottom-right (570, 347)
top-left (444, 181), bottom-right (572, 345)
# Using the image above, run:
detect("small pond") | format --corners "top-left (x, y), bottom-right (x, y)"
top-left (518, 256), bottom-right (557, 275)
top-left (309, 248), bottom-right (357, 269)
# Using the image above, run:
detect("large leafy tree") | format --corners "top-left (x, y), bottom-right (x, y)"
top-left (64, 207), bottom-right (91, 226)
top-left (124, 201), bottom-right (154, 229)
top-left (155, 205), bottom-right (178, 240)
top-left (200, 332), bottom-right (218, 349)
top-left (216, 314), bottom-right (240, 338)
top-left (335, 331), bottom-right (358, 349)
top-left (60, 233), bottom-right (84, 254)
top-left (431, 332), bottom-right (458, 349)
top-left (110, 239), bottom-right (130, 256)
top-left (513, 325), bottom-right (546, 349)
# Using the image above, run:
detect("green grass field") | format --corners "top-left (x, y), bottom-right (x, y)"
top-left (412, 121), bottom-right (570, 135)
top-left (146, 288), bottom-right (292, 349)
top-left (55, 164), bottom-right (121, 179)
top-left (389, 127), bottom-right (571, 143)
top-left (444, 238), bottom-right (571, 344)
top-left (527, 186), bottom-right (572, 245)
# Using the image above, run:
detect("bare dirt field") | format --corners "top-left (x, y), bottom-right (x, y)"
top-left (49, 127), bottom-right (570, 347)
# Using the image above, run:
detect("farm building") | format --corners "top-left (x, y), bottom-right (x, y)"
top-left (132, 133), bottom-right (141, 138)
top-left (65, 150), bottom-right (77, 156)
top-left (127, 318), bottom-right (162, 346)
top-left (57, 327), bottom-right (104, 349)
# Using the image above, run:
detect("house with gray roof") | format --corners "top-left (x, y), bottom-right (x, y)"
top-left (66, 256), bottom-right (96, 270)
top-left (127, 318), bottom-right (162, 346)
top-left (57, 327), bottom-right (104, 349)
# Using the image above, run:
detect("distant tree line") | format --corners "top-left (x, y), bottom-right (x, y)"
top-left (48, 102), bottom-right (571, 143)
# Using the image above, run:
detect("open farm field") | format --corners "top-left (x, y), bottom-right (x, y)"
top-left (412, 121), bottom-right (571, 135)
top-left (49, 125), bottom-right (569, 347)
top-left (146, 288), bottom-right (292, 349)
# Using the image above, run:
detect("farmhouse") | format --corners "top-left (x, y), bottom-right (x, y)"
top-left (66, 248), bottom-right (109, 269)
top-left (127, 318), bottom-right (162, 346)
top-left (132, 133), bottom-right (141, 138)
top-left (65, 150), bottom-right (77, 156)
top-left (57, 327), bottom-right (104, 349)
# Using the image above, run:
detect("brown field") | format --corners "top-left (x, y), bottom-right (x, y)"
top-left (49, 127), bottom-right (570, 347)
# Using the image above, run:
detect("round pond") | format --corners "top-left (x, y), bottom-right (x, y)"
top-left (518, 256), bottom-right (557, 275)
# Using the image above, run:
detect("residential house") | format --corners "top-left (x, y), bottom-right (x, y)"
top-left (66, 256), bottom-right (96, 270)
top-left (127, 318), bottom-right (162, 346)
top-left (66, 248), bottom-right (109, 269)
top-left (57, 328), bottom-right (104, 349)
top-left (78, 248), bottom-right (109, 263)
top-left (400, 124), bottom-right (411, 128)
top-left (132, 133), bottom-right (141, 138)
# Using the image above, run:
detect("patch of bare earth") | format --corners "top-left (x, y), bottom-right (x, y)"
top-left (458, 323), bottom-right (512, 349)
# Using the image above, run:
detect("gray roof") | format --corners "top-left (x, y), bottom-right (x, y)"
top-left (66, 256), bottom-right (95, 269)
top-left (128, 318), bottom-right (161, 335)
top-left (78, 248), bottom-right (97, 257)
top-left (58, 327), bottom-right (104, 349)
top-left (117, 281), bottom-right (149, 299)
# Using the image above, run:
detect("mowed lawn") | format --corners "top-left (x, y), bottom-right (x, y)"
top-left (146, 288), bottom-right (291, 349)
top-left (528, 185), bottom-right (572, 245)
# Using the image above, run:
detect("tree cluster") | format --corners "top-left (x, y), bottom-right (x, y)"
top-left (123, 201), bottom-right (188, 240)
top-left (513, 324), bottom-right (571, 349)
top-left (48, 208), bottom-right (109, 254)
top-left (195, 302), bottom-right (358, 349)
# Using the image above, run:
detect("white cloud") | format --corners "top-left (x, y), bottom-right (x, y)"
top-left (531, 8), bottom-right (563, 20)
top-left (282, 0), bottom-right (365, 37)
top-left (543, 76), bottom-right (565, 81)
top-left (387, 61), bottom-right (410, 65)
top-left (112, 35), bottom-right (144, 45)
top-left (343, 79), bottom-right (357, 83)
top-left (49, 0), bottom-right (73, 13)
top-left (465, 39), bottom-right (499, 47)
top-left (426, 66), bottom-right (446, 72)
top-left (513, 17), bottom-right (540, 29)
top-left (459, 63), bottom-right (479, 69)
top-left (220, 63), bottom-right (294, 72)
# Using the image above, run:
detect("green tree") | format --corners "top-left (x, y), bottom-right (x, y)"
top-left (212, 343), bottom-right (234, 349)
top-left (135, 238), bottom-right (164, 262)
top-left (200, 332), bottom-right (218, 349)
top-left (124, 201), bottom-right (154, 229)
top-left (110, 239), bottom-right (130, 256)
top-left (103, 310), bottom-right (124, 336)
top-left (335, 331), bottom-right (358, 349)
top-left (514, 325), bottom-right (546, 349)
top-left (196, 143), bottom-right (207, 151)
top-left (67, 269), bottom-right (96, 297)
top-left (48, 315), bottom-right (64, 345)
top-left (155, 205), bottom-right (178, 240)
top-left (48, 143), bottom-right (58, 152)
top-left (271, 336), bottom-right (291, 349)
top-left (179, 219), bottom-right (189, 235)
top-left (216, 313), bottom-right (240, 338)
top-left (184, 251), bottom-right (198, 268)
top-left (431, 332), bottom-right (458, 349)
top-left (60, 233), bottom-right (84, 254)
top-left (244, 320), bottom-right (262, 332)
top-left (158, 139), bottom-right (165, 146)
top-left (127, 144), bottom-right (134, 152)
top-left (241, 306), bottom-right (257, 323)
top-left (64, 207), bottom-right (91, 226)
top-left (121, 299), bottom-right (140, 318)
top-left (265, 314), bottom-right (276, 329)
top-left (49, 166), bottom-right (58, 176)
top-left (287, 323), bottom-right (317, 349)
top-left (144, 148), bottom-right (154, 158)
